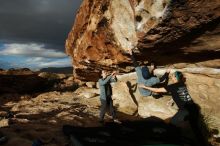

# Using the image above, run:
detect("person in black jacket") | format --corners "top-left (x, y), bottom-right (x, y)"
top-left (139, 71), bottom-right (194, 123)
top-left (139, 71), bottom-right (208, 146)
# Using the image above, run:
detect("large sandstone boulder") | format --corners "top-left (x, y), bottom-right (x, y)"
top-left (66, 0), bottom-right (220, 81)
top-left (112, 81), bottom-right (138, 115)
top-left (137, 96), bottom-right (177, 119)
top-left (111, 71), bottom-right (177, 119)
top-left (185, 73), bottom-right (220, 130)
top-left (74, 87), bottom-right (99, 98)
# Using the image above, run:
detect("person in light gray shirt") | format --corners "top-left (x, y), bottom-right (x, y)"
top-left (98, 70), bottom-right (117, 123)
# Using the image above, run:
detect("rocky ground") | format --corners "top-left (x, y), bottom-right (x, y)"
top-left (0, 92), bottom-right (99, 146)
top-left (0, 91), bottom-right (145, 146)
top-left (0, 69), bottom-right (138, 146)
top-left (0, 69), bottom-right (220, 146)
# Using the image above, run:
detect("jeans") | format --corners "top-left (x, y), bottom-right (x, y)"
top-left (100, 97), bottom-right (115, 121)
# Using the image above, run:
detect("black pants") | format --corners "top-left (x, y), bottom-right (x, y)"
top-left (186, 104), bottom-right (209, 146)
top-left (100, 97), bottom-right (115, 121)
top-left (172, 104), bottom-right (208, 146)
top-left (170, 108), bottom-right (189, 125)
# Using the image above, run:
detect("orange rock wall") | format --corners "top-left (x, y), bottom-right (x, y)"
top-left (66, 0), bottom-right (220, 81)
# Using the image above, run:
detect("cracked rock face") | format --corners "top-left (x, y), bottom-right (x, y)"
top-left (66, 0), bottom-right (220, 81)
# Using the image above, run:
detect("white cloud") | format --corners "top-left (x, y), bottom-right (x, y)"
top-left (24, 57), bottom-right (72, 69)
top-left (7, 57), bottom-right (72, 70)
top-left (26, 57), bottom-right (47, 62)
top-left (37, 58), bottom-right (72, 68)
top-left (0, 43), bottom-right (72, 70)
top-left (0, 43), bottom-right (66, 58)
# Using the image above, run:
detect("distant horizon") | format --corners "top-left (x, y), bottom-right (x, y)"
top-left (0, 65), bottom-right (73, 71)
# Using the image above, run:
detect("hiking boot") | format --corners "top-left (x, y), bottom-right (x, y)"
top-left (32, 139), bottom-right (43, 146)
top-left (113, 119), bottom-right (121, 124)
top-left (152, 93), bottom-right (163, 99)
top-left (98, 120), bottom-right (104, 124)
top-left (152, 127), bottom-right (167, 134)
top-left (0, 135), bottom-right (7, 145)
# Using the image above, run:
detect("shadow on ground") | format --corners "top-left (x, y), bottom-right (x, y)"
top-left (63, 116), bottom-right (199, 146)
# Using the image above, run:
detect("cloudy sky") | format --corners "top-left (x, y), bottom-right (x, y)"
top-left (0, 0), bottom-right (82, 70)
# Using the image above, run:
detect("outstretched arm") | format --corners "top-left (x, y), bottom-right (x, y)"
top-left (159, 72), bottom-right (169, 82)
top-left (159, 68), bottom-right (171, 82)
top-left (139, 84), bottom-right (167, 93)
top-left (99, 75), bottom-right (112, 85)
top-left (110, 71), bottom-right (117, 82)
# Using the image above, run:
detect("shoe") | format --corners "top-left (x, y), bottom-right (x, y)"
top-left (113, 119), bottom-right (121, 124)
top-left (0, 136), bottom-right (7, 145)
top-left (152, 93), bottom-right (163, 99)
top-left (98, 120), bottom-right (104, 124)
top-left (152, 127), bottom-right (167, 134)
top-left (32, 139), bottom-right (43, 146)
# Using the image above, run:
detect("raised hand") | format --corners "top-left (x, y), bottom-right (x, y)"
top-left (128, 48), bottom-right (133, 55)
top-left (111, 71), bottom-right (117, 76)
top-left (166, 68), bottom-right (171, 74)
top-left (166, 65), bottom-right (173, 73)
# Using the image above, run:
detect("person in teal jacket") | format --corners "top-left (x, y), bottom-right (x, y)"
top-left (98, 70), bottom-right (117, 123)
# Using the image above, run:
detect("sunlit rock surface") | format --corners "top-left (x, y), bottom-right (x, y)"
top-left (66, 0), bottom-right (220, 81)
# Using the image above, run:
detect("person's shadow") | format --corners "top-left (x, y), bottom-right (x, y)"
top-left (126, 81), bottom-right (139, 116)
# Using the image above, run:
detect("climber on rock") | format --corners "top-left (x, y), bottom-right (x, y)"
top-left (139, 71), bottom-right (208, 146)
top-left (128, 48), bottom-right (170, 97)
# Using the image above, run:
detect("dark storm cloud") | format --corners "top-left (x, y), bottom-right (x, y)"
top-left (0, 0), bottom-right (82, 50)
